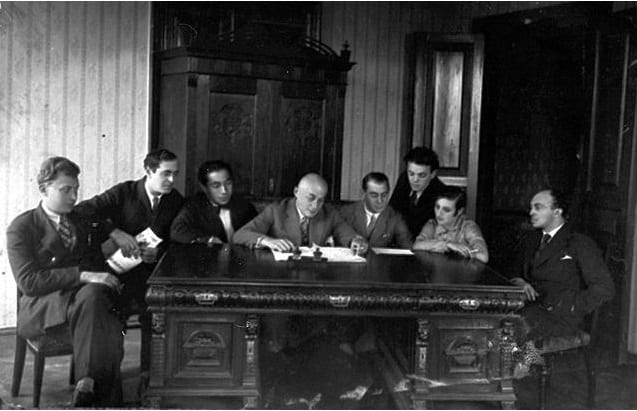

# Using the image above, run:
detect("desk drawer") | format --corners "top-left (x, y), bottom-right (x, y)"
top-left (164, 313), bottom-right (246, 387)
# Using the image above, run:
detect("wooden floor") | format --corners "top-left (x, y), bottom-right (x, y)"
top-left (1, 329), bottom-right (637, 409)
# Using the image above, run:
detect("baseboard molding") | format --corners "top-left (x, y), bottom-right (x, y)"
top-left (0, 326), bottom-right (16, 336)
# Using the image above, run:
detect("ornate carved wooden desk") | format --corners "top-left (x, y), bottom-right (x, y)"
top-left (144, 244), bottom-right (525, 409)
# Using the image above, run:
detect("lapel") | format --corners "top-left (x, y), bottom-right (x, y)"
top-left (354, 203), bottom-right (368, 236)
top-left (369, 208), bottom-right (389, 241)
top-left (283, 199), bottom-right (303, 245)
top-left (34, 204), bottom-right (73, 258)
top-left (136, 177), bottom-right (154, 218)
top-left (533, 225), bottom-right (570, 268)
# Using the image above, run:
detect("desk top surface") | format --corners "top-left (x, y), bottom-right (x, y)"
top-left (149, 244), bottom-right (517, 293)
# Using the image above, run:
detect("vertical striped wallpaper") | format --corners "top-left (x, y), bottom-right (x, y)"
top-left (322, 1), bottom-right (567, 200)
top-left (0, 1), bottom-right (151, 328)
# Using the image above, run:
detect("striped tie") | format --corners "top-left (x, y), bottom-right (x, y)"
top-left (58, 215), bottom-right (74, 249)
top-left (151, 196), bottom-right (160, 212)
top-left (300, 217), bottom-right (309, 246)
top-left (366, 214), bottom-right (377, 236)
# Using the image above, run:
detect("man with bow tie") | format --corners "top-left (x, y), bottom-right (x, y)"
top-left (511, 189), bottom-right (615, 340)
top-left (7, 157), bottom-right (123, 406)
top-left (170, 160), bottom-right (257, 245)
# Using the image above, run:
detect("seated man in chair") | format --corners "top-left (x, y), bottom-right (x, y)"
top-left (510, 189), bottom-right (615, 371)
top-left (7, 157), bottom-right (123, 407)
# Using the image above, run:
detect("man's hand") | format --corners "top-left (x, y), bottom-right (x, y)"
top-left (109, 228), bottom-right (139, 258)
top-left (350, 236), bottom-right (369, 255)
top-left (260, 237), bottom-right (295, 252)
top-left (80, 271), bottom-right (121, 292)
top-left (140, 246), bottom-right (160, 264)
top-left (447, 242), bottom-right (472, 258)
top-left (510, 277), bottom-right (539, 301)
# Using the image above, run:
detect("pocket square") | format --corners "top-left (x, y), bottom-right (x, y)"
top-left (560, 254), bottom-right (573, 260)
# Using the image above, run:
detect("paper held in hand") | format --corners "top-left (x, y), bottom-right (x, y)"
top-left (106, 228), bottom-right (163, 274)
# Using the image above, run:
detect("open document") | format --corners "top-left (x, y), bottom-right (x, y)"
top-left (106, 228), bottom-right (163, 274)
top-left (271, 246), bottom-right (366, 263)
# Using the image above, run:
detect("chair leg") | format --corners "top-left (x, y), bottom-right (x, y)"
top-left (69, 356), bottom-right (75, 386)
top-left (585, 348), bottom-right (596, 408)
top-left (140, 311), bottom-right (152, 373)
top-left (11, 335), bottom-right (27, 397)
top-left (538, 356), bottom-right (552, 410)
top-left (33, 352), bottom-right (46, 408)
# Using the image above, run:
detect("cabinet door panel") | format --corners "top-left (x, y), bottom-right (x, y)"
top-left (277, 97), bottom-right (325, 196)
top-left (208, 92), bottom-right (258, 196)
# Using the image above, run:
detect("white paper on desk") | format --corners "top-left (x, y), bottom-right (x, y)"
top-left (271, 246), bottom-right (366, 263)
top-left (106, 228), bottom-right (163, 274)
top-left (372, 247), bottom-right (414, 256)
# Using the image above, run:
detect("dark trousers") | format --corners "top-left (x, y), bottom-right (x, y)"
top-left (119, 264), bottom-right (153, 372)
top-left (66, 284), bottom-right (124, 406)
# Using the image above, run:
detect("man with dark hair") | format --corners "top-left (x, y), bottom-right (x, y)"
top-left (511, 189), bottom-right (614, 341)
top-left (389, 146), bottom-right (448, 239)
top-left (340, 171), bottom-right (412, 248)
top-left (7, 157), bottom-right (124, 407)
top-left (170, 160), bottom-right (257, 244)
top-left (74, 148), bottom-right (184, 374)
top-left (413, 186), bottom-right (489, 263)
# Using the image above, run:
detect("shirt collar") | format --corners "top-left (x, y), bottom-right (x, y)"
top-left (41, 201), bottom-right (62, 225)
top-left (363, 205), bottom-right (380, 219)
top-left (295, 205), bottom-right (307, 221)
top-left (544, 223), bottom-right (564, 239)
top-left (144, 181), bottom-right (162, 206)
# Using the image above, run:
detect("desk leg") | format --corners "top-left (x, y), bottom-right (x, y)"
top-left (411, 318), bottom-right (430, 410)
top-left (242, 314), bottom-right (260, 409)
top-left (499, 319), bottom-right (517, 410)
top-left (144, 312), bottom-right (165, 409)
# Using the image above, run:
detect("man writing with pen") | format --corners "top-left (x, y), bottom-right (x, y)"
top-left (412, 186), bottom-right (489, 263)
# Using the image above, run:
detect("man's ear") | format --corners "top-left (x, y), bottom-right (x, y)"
top-left (431, 169), bottom-right (438, 178)
top-left (293, 186), bottom-right (299, 197)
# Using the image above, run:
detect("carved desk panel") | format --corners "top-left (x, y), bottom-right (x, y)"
top-left (145, 244), bottom-right (525, 409)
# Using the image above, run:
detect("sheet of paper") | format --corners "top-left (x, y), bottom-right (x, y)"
top-left (371, 247), bottom-right (414, 256)
top-left (271, 246), bottom-right (366, 263)
top-left (107, 228), bottom-right (163, 274)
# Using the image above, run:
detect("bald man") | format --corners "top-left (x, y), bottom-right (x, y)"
top-left (233, 173), bottom-right (367, 251)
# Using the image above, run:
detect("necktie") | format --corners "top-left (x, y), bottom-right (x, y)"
top-left (366, 214), bottom-right (377, 236)
top-left (410, 191), bottom-right (418, 206)
top-left (300, 217), bottom-right (310, 246)
top-left (534, 233), bottom-right (551, 262)
top-left (58, 215), bottom-right (74, 249)
top-left (151, 196), bottom-right (160, 212)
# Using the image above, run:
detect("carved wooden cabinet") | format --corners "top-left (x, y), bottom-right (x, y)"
top-left (154, 38), bottom-right (354, 199)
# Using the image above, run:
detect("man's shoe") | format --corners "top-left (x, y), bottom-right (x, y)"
top-left (71, 389), bottom-right (94, 408)
top-left (71, 378), bottom-right (95, 408)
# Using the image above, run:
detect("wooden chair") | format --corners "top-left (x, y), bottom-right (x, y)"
top-left (11, 291), bottom-right (75, 408)
top-left (535, 307), bottom-right (601, 409)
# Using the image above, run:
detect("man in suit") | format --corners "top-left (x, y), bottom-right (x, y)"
top-left (340, 172), bottom-right (412, 248)
top-left (170, 160), bottom-right (257, 244)
top-left (74, 149), bottom-right (184, 374)
top-left (389, 146), bottom-right (447, 239)
top-left (511, 189), bottom-right (615, 340)
top-left (7, 157), bottom-right (123, 407)
top-left (233, 173), bottom-right (367, 252)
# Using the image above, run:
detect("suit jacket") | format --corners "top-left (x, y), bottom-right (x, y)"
top-left (513, 223), bottom-right (615, 328)
top-left (7, 204), bottom-right (107, 338)
top-left (75, 177), bottom-right (184, 254)
top-left (170, 192), bottom-right (258, 243)
top-left (389, 172), bottom-right (447, 239)
top-left (339, 202), bottom-right (412, 248)
top-left (233, 198), bottom-right (359, 247)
